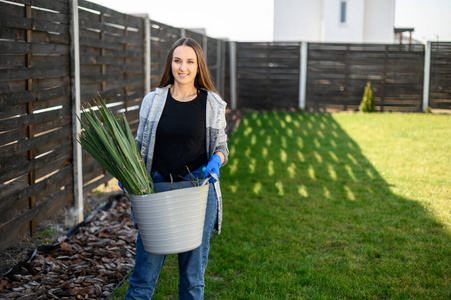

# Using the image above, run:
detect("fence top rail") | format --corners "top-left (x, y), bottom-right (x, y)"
top-left (149, 19), bottom-right (180, 31)
top-left (78, 0), bottom-right (141, 22)
top-left (4, 0), bottom-right (69, 12)
top-left (430, 41), bottom-right (451, 45)
top-left (308, 43), bottom-right (425, 52)
top-left (237, 41), bottom-right (300, 46)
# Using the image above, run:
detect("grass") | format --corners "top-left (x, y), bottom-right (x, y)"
top-left (110, 112), bottom-right (451, 299)
top-left (33, 229), bottom-right (57, 245)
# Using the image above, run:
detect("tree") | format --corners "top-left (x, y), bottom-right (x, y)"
top-left (359, 81), bottom-right (375, 113)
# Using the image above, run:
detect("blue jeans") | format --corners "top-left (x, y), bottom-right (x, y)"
top-left (125, 165), bottom-right (218, 300)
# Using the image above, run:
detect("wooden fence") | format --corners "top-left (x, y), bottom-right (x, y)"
top-left (236, 42), bottom-right (300, 110)
top-left (229, 41), bottom-right (451, 112)
top-left (0, 0), bottom-right (73, 250)
top-left (306, 43), bottom-right (425, 112)
top-left (429, 42), bottom-right (451, 110)
top-left (0, 0), bottom-right (226, 251)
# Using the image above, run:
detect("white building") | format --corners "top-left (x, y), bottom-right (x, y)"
top-left (273, 0), bottom-right (396, 43)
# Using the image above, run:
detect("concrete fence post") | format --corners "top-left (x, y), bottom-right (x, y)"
top-left (299, 41), bottom-right (308, 110)
top-left (181, 28), bottom-right (186, 38)
top-left (69, 0), bottom-right (83, 225)
top-left (423, 41), bottom-right (432, 111)
top-left (229, 41), bottom-right (237, 110)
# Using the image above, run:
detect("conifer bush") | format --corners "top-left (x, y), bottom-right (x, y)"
top-left (359, 81), bottom-right (375, 113)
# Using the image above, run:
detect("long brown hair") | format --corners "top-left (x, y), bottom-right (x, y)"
top-left (158, 38), bottom-right (219, 95)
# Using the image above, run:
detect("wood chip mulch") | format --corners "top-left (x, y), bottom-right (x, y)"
top-left (0, 194), bottom-right (136, 300)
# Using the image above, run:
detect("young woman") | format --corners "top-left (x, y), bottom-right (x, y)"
top-left (125, 37), bottom-right (228, 299)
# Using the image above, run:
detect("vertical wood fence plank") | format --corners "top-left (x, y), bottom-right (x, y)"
top-left (216, 39), bottom-right (222, 95)
top-left (203, 34), bottom-right (208, 63)
top-left (221, 40), bottom-right (226, 97)
top-left (381, 45), bottom-right (388, 112)
top-left (25, 4), bottom-right (37, 236)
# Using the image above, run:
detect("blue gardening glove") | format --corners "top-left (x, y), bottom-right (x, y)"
top-left (203, 154), bottom-right (222, 183)
top-left (118, 181), bottom-right (125, 192)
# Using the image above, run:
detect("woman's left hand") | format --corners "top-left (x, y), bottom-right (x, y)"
top-left (204, 154), bottom-right (222, 183)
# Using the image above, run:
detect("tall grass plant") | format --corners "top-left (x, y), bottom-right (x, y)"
top-left (78, 97), bottom-right (153, 195)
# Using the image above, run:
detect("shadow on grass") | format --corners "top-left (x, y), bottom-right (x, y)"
top-left (207, 112), bottom-right (451, 299)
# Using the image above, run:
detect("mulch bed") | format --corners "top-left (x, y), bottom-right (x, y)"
top-left (0, 194), bottom-right (136, 299)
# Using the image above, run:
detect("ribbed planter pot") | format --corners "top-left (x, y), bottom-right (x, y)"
top-left (129, 183), bottom-right (209, 255)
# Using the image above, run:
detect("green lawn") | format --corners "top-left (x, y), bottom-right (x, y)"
top-left (111, 112), bottom-right (451, 299)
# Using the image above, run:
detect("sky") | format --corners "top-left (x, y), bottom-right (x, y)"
top-left (90, 0), bottom-right (451, 43)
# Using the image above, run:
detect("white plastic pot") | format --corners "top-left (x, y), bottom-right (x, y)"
top-left (129, 182), bottom-right (209, 255)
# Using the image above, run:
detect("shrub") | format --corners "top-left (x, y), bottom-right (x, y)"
top-left (359, 81), bottom-right (375, 113)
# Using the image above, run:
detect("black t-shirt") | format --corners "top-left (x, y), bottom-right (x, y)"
top-left (152, 89), bottom-right (208, 181)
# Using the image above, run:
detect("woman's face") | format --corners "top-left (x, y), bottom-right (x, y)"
top-left (171, 45), bottom-right (198, 87)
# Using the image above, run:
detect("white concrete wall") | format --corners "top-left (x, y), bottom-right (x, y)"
top-left (273, 0), bottom-right (323, 41)
top-left (363, 0), bottom-right (395, 43)
top-left (323, 0), bottom-right (365, 43)
top-left (273, 0), bottom-right (395, 43)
